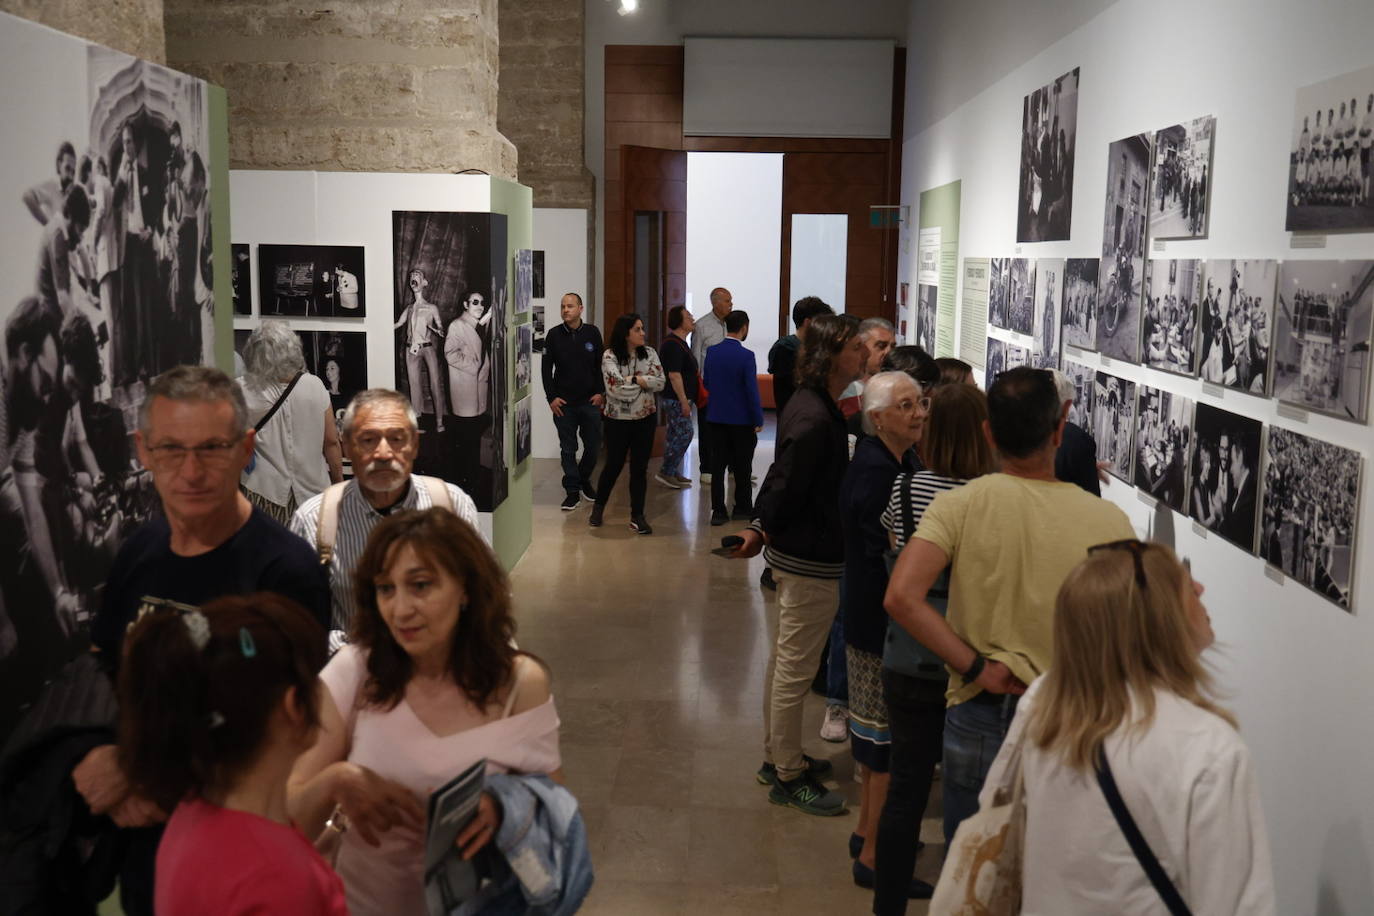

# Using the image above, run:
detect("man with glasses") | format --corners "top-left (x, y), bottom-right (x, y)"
top-left (290, 388), bottom-right (480, 637)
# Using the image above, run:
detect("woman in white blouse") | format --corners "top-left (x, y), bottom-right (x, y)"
top-left (590, 312), bottom-right (664, 535)
top-left (239, 320), bottom-right (343, 523)
top-left (980, 541), bottom-right (1276, 915)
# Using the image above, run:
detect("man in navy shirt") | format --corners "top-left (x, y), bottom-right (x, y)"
top-left (541, 293), bottom-right (605, 511)
top-left (703, 310), bottom-right (763, 525)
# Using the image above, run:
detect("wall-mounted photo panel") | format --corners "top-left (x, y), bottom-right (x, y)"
top-left (1199, 259), bottom-right (1277, 395)
top-left (988, 257), bottom-right (1009, 330)
top-left (985, 337), bottom-right (1028, 382)
top-left (1007, 258), bottom-right (1036, 335)
top-left (515, 248), bottom-right (532, 316)
top-left (1150, 115), bottom-right (1215, 240)
top-left (532, 250), bottom-right (546, 299)
top-left (1134, 386), bottom-right (1195, 513)
top-left (1093, 371), bottom-right (1137, 481)
top-left (516, 322), bottom-right (533, 390)
top-left (1097, 134), bottom-right (1151, 363)
top-left (515, 396), bottom-right (532, 465)
top-left (1142, 258), bottom-right (1202, 375)
top-left (297, 330), bottom-right (368, 435)
top-left (1286, 63), bottom-right (1374, 233)
top-left (1062, 257), bottom-right (1099, 350)
top-left (1032, 257), bottom-right (1064, 368)
top-left (1063, 360), bottom-right (1096, 431)
top-left (1261, 427), bottom-right (1361, 611)
top-left (915, 282), bottom-right (938, 352)
top-left (232, 243), bottom-right (251, 314)
top-left (1273, 260), bottom-right (1374, 423)
top-left (1017, 66), bottom-right (1080, 243)
top-left (1189, 402), bottom-right (1262, 552)
top-left (257, 244), bottom-right (366, 317)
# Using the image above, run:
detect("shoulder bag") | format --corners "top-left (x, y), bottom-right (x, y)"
top-left (244, 371), bottom-right (304, 475)
top-left (1095, 746), bottom-right (1194, 916)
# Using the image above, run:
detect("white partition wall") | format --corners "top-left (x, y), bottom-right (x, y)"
top-left (530, 207), bottom-right (589, 460)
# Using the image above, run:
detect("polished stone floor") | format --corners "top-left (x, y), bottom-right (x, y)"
top-left (510, 428), bottom-right (943, 915)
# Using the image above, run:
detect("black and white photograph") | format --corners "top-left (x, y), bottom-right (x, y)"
top-left (984, 337), bottom-right (1028, 382)
top-left (1261, 427), bottom-right (1361, 610)
top-left (0, 23), bottom-right (219, 737)
top-left (1134, 386), bottom-right (1195, 513)
top-left (1062, 360), bottom-right (1095, 429)
top-left (1032, 257), bottom-right (1063, 368)
top-left (1017, 66), bottom-right (1079, 242)
top-left (1188, 402), bottom-right (1262, 552)
top-left (1097, 134), bottom-right (1151, 362)
top-left (1151, 116), bottom-right (1215, 240)
top-left (232, 243), bottom-right (251, 314)
top-left (393, 210), bottom-right (509, 512)
top-left (516, 322), bottom-right (533, 390)
top-left (298, 330), bottom-right (368, 434)
top-left (987, 257), bottom-right (1009, 330)
top-left (1273, 260), bottom-right (1374, 422)
top-left (257, 243), bottom-right (366, 317)
top-left (1007, 257), bottom-right (1036, 336)
top-left (1062, 257), bottom-right (1099, 351)
top-left (1285, 64), bottom-right (1374, 233)
top-left (532, 305), bottom-right (548, 353)
top-left (915, 282), bottom-right (938, 353)
top-left (515, 396), bottom-right (532, 465)
top-left (1142, 258), bottom-right (1202, 375)
top-left (1092, 371), bottom-right (1137, 481)
top-left (532, 249), bottom-right (546, 299)
top-left (1199, 259), bottom-right (1278, 394)
top-left (515, 248), bottom-right (533, 316)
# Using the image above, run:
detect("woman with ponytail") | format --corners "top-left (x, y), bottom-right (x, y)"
top-left (118, 592), bottom-right (346, 915)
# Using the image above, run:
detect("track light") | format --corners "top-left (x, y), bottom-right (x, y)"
top-left (618, 0), bottom-right (637, 14)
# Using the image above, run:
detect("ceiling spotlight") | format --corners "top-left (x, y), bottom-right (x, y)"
top-left (618, 0), bottom-right (637, 14)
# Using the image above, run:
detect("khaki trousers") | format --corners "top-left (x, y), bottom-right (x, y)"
top-left (762, 569), bottom-right (840, 781)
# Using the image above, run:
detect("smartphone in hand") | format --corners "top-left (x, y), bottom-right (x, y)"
top-left (710, 535), bottom-right (744, 557)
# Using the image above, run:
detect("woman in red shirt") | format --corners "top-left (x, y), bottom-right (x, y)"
top-left (118, 593), bottom-right (348, 915)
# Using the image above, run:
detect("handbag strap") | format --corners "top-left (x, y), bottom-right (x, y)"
top-left (1095, 746), bottom-right (1194, 916)
top-left (253, 371), bottom-right (304, 433)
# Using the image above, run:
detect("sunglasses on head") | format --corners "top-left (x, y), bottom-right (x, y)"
top-left (1087, 538), bottom-right (1152, 591)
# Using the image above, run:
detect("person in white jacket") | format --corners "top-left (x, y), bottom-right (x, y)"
top-left (972, 539), bottom-right (1276, 915)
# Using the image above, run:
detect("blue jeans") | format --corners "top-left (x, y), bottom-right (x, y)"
top-left (942, 695), bottom-right (1019, 846)
top-left (826, 582), bottom-right (849, 706)
top-left (552, 402), bottom-right (602, 495)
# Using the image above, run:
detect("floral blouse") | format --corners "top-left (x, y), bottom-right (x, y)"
top-left (601, 348), bottom-right (665, 420)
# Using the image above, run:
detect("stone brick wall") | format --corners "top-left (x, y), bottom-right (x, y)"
top-left (1, 0), bottom-right (165, 62)
top-left (164, 0), bottom-right (516, 178)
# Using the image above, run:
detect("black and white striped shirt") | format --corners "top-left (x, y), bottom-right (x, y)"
top-left (881, 471), bottom-right (966, 549)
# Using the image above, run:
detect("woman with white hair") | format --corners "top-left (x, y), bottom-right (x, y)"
top-left (239, 320), bottom-right (344, 523)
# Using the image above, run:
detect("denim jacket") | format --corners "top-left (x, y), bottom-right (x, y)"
top-left (452, 774), bottom-right (594, 916)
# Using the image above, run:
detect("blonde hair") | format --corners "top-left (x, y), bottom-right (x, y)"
top-left (1029, 543), bottom-right (1235, 770)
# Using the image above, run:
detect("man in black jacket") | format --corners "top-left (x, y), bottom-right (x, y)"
top-left (542, 293), bottom-right (605, 511)
top-left (767, 296), bottom-right (834, 418)
top-left (733, 313), bottom-right (867, 817)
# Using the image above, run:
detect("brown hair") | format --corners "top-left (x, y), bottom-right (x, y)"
top-left (794, 313), bottom-right (860, 390)
top-left (935, 357), bottom-right (974, 387)
top-left (921, 384), bottom-right (997, 480)
top-left (118, 594), bottom-right (326, 812)
top-left (350, 508), bottom-right (517, 711)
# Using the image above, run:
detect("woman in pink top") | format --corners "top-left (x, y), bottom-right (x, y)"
top-left (118, 593), bottom-right (347, 916)
top-left (289, 509), bottom-right (561, 916)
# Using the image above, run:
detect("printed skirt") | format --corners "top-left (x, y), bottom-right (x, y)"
top-left (846, 645), bottom-right (891, 772)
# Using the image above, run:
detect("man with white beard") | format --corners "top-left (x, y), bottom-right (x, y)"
top-left (290, 389), bottom-right (480, 641)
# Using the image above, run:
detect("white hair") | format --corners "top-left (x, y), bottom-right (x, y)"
top-left (340, 389), bottom-right (419, 440)
top-left (858, 317), bottom-right (895, 340)
top-left (243, 320), bottom-right (305, 389)
top-left (860, 370), bottom-right (919, 436)
top-left (1049, 368), bottom-right (1075, 408)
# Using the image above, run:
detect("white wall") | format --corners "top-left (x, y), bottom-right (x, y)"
top-left (530, 207), bottom-right (590, 460)
top-left (898, 1), bottom-right (1374, 912)
top-left (685, 152), bottom-right (783, 367)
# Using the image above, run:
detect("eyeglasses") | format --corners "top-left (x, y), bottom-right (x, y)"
top-left (145, 436), bottom-right (243, 469)
top-left (1087, 538), bottom-right (1152, 591)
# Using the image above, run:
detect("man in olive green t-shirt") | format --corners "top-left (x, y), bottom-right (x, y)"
top-left (885, 367), bottom-right (1134, 844)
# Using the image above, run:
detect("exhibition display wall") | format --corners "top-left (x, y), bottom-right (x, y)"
top-left (897, 0), bottom-right (1374, 909)
top-left (530, 207), bottom-right (591, 462)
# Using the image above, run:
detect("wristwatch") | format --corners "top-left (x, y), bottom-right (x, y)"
top-left (961, 654), bottom-right (987, 684)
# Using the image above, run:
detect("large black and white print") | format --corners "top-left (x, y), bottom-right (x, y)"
top-left (1151, 116), bottom-right (1215, 240)
top-left (232, 243), bottom-right (251, 314)
top-left (0, 20), bottom-right (217, 738)
top-left (1017, 66), bottom-right (1079, 242)
top-left (516, 322), bottom-right (533, 391)
top-left (1134, 386), bottom-right (1194, 513)
top-left (1092, 372), bottom-right (1136, 481)
top-left (1062, 257), bottom-right (1098, 351)
top-left (515, 396), bottom-right (532, 465)
top-left (1273, 260), bottom-right (1373, 422)
top-left (1286, 64), bottom-right (1374, 233)
top-left (987, 257), bottom-right (1009, 330)
top-left (298, 330), bottom-right (368, 434)
top-left (1097, 134), bottom-right (1151, 362)
top-left (1199, 259), bottom-right (1277, 394)
top-left (257, 244), bottom-right (366, 317)
top-left (915, 283), bottom-right (938, 353)
top-left (1261, 428), bottom-right (1361, 610)
top-left (515, 248), bottom-right (533, 316)
top-left (1188, 402), bottom-right (1262, 552)
top-left (1142, 259), bottom-right (1201, 375)
top-left (393, 211), bottom-right (509, 512)
top-left (1062, 360), bottom-right (1095, 429)
top-left (1007, 258), bottom-right (1036, 336)
top-left (1031, 258), bottom-right (1062, 368)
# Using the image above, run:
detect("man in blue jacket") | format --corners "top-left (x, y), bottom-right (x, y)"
top-left (703, 310), bottom-right (763, 526)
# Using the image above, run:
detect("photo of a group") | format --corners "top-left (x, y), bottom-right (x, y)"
top-left (1032, 258), bottom-right (1063, 368)
top-left (1142, 258), bottom-right (1201, 375)
top-left (1062, 257), bottom-right (1099, 350)
top-left (915, 283), bottom-right (938, 353)
top-left (988, 257), bottom-right (1009, 329)
top-left (1134, 386), bottom-right (1195, 513)
top-left (1285, 63), bottom-right (1374, 233)
top-left (1062, 360), bottom-right (1095, 429)
top-left (257, 243), bottom-right (366, 317)
top-left (1016, 66), bottom-right (1080, 243)
top-left (1097, 134), bottom-right (1151, 362)
top-left (1261, 427), bottom-right (1361, 610)
top-left (1007, 258), bottom-right (1036, 335)
top-left (232, 243), bottom-right (251, 314)
top-left (1272, 260), bottom-right (1373, 422)
top-left (1151, 116), bottom-right (1215, 240)
top-left (1189, 402), bottom-right (1262, 551)
top-left (1199, 259), bottom-right (1277, 394)
top-left (985, 337), bottom-right (1028, 381)
top-left (1093, 372), bottom-right (1136, 481)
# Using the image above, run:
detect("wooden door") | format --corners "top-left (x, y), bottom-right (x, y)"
top-left (617, 145), bottom-right (686, 341)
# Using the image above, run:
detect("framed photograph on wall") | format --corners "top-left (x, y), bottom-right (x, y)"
top-left (297, 330), bottom-right (368, 435)
top-left (1134, 385), bottom-right (1195, 513)
top-left (1031, 258), bottom-right (1063, 368)
top-left (1016, 66), bottom-right (1080, 242)
top-left (1189, 402), bottom-right (1262, 552)
top-left (988, 257), bottom-right (1009, 330)
top-left (1142, 258), bottom-right (1202, 376)
top-left (516, 322), bottom-right (533, 390)
top-left (1150, 115), bottom-right (1215, 240)
top-left (1063, 360), bottom-right (1095, 430)
top-left (515, 396), bottom-right (532, 465)
top-left (532, 250), bottom-right (546, 299)
top-left (984, 337), bottom-right (1028, 383)
top-left (232, 243), bottom-right (251, 315)
top-left (1097, 134), bottom-right (1151, 363)
top-left (1007, 258), bottom-right (1036, 336)
top-left (1199, 259), bottom-right (1277, 395)
top-left (1092, 371), bottom-right (1136, 481)
top-left (515, 248), bottom-right (533, 316)
top-left (1285, 63), bottom-right (1374, 233)
top-left (257, 244), bottom-right (366, 317)
top-left (915, 283), bottom-right (938, 353)
top-left (1062, 258), bottom-right (1099, 351)
top-left (1272, 260), bottom-right (1373, 422)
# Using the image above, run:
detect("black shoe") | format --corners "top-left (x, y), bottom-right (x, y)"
top-left (761, 567), bottom-right (777, 591)
top-left (629, 515), bottom-right (652, 535)
top-left (768, 773), bottom-right (845, 816)
top-left (588, 504), bottom-right (604, 527)
top-left (580, 483), bottom-right (597, 502)
top-left (560, 493), bottom-right (579, 511)
top-left (755, 755), bottom-right (834, 785)
top-left (731, 509), bottom-right (752, 521)
top-left (849, 832), bottom-right (863, 859)
top-left (710, 509), bottom-right (729, 526)
top-left (851, 861), bottom-right (933, 899)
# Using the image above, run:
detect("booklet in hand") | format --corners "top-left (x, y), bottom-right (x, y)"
top-left (424, 757), bottom-right (488, 916)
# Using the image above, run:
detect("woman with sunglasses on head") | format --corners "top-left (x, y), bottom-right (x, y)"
top-left (977, 541), bottom-right (1276, 914)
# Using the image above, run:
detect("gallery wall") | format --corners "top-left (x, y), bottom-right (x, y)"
top-left (898, 0), bottom-right (1374, 911)
top-left (530, 206), bottom-right (591, 461)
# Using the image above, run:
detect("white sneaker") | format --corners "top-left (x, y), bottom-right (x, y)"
top-left (820, 705), bottom-right (849, 742)
top-left (700, 472), bottom-right (713, 483)
top-left (654, 472), bottom-right (684, 489)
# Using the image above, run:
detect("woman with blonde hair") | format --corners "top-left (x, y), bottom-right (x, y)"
top-left (976, 541), bottom-right (1276, 914)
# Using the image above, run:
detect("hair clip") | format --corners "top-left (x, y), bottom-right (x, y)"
top-left (209, 711), bottom-right (226, 729)
top-left (182, 609), bottom-right (211, 651)
top-left (239, 626), bottom-right (257, 658)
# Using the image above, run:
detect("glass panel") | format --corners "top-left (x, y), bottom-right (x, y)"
top-left (634, 210), bottom-right (666, 342)
top-left (790, 213), bottom-right (848, 312)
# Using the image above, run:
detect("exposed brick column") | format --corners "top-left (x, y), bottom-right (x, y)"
top-left (1, 0), bottom-right (166, 62)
